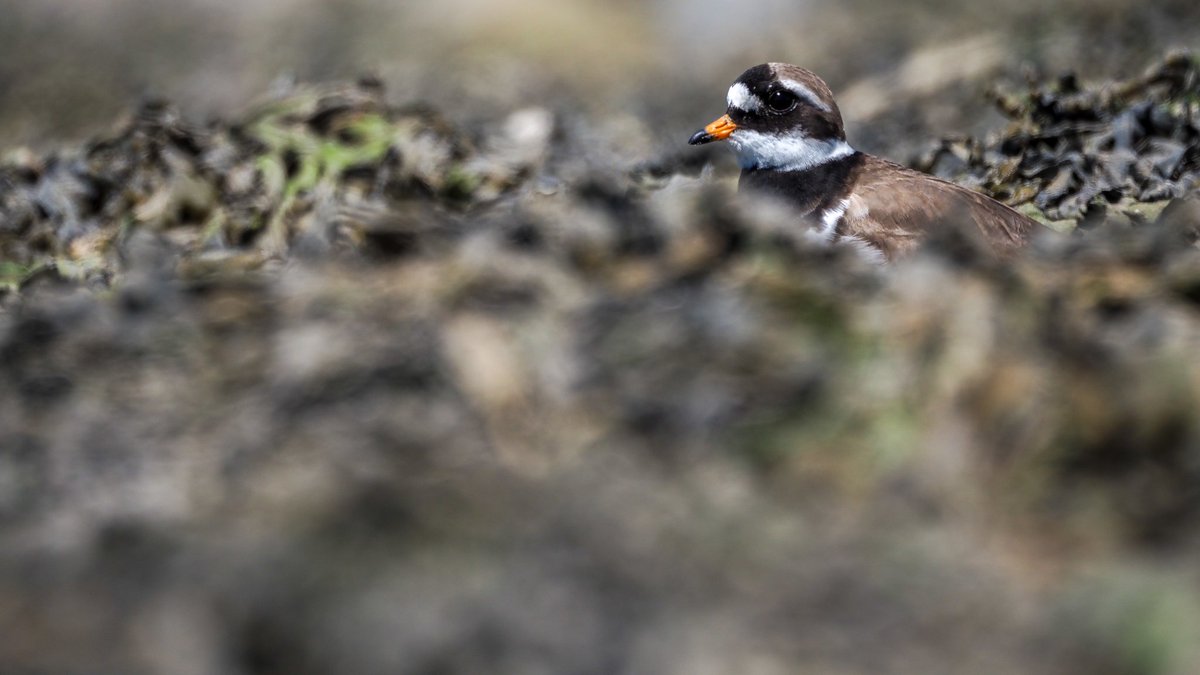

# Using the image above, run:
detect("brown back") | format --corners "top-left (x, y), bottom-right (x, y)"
top-left (838, 156), bottom-right (1038, 260)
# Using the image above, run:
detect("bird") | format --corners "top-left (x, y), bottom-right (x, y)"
top-left (688, 63), bottom-right (1041, 261)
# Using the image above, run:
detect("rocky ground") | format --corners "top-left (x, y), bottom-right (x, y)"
top-left (2, 50), bottom-right (1200, 674)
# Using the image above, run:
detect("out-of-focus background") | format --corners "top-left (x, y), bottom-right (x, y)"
top-left (4, 0), bottom-right (1199, 154)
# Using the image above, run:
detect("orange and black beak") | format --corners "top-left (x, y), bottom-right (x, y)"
top-left (688, 114), bottom-right (737, 145)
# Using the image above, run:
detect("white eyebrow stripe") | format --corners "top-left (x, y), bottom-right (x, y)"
top-left (726, 82), bottom-right (760, 112)
top-left (778, 78), bottom-right (831, 112)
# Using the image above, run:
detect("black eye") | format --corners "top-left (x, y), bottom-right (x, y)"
top-left (766, 89), bottom-right (796, 112)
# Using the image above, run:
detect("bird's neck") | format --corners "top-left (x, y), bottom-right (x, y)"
top-left (738, 151), bottom-right (864, 216)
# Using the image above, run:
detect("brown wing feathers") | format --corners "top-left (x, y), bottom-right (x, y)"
top-left (839, 157), bottom-right (1036, 259)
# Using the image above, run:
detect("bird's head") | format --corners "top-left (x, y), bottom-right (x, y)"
top-left (689, 63), bottom-right (854, 172)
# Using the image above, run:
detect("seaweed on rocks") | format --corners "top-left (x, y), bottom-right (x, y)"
top-left (0, 80), bottom-right (523, 291)
top-left (918, 50), bottom-right (1200, 228)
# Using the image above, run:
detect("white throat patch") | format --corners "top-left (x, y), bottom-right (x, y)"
top-left (729, 130), bottom-right (855, 172)
top-left (726, 82), bottom-right (760, 113)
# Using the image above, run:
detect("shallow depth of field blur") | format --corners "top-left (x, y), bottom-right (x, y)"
top-left (4, 0), bottom-right (1199, 153)
top-left (3, 1), bottom-right (1200, 674)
